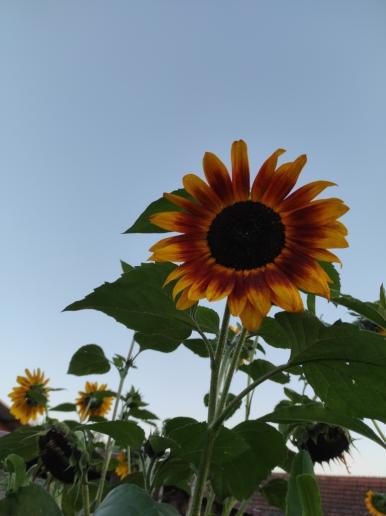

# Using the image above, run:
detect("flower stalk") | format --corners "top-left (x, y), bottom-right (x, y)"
top-left (95, 335), bottom-right (136, 506)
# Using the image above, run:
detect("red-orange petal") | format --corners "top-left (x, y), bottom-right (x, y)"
top-left (164, 192), bottom-right (213, 217)
top-left (150, 211), bottom-right (210, 232)
top-left (260, 155), bottom-right (307, 208)
top-left (240, 301), bottom-right (264, 332)
top-left (203, 152), bottom-right (235, 204)
top-left (231, 140), bottom-right (250, 201)
top-left (278, 180), bottom-right (337, 213)
top-left (183, 174), bottom-right (224, 211)
top-left (251, 148), bottom-right (286, 201)
top-left (283, 198), bottom-right (349, 226)
top-left (264, 265), bottom-right (304, 312)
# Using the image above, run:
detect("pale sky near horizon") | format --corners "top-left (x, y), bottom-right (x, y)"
top-left (1, 1), bottom-right (386, 477)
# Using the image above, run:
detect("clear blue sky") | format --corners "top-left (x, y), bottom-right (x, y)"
top-left (1, 1), bottom-right (385, 476)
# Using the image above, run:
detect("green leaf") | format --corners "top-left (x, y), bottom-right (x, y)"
top-left (260, 402), bottom-right (386, 448)
top-left (239, 359), bottom-right (290, 384)
top-left (94, 484), bottom-right (180, 515)
top-left (0, 484), bottom-right (62, 516)
top-left (124, 189), bottom-right (192, 234)
top-left (296, 474), bottom-right (323, 516)
top-left (193, 307), bottom-right (219, 334)
top-left (285, 450), bottom-right (314, 516)
top-left (332, 293), bottom-right (386, 328)
top-left (288, 321), bottom-right (386, 423)
top-left (87, 421), bottom-right (145, 448)
top-left (4, 454), bottom-right (28, 491)
top-left (0, 426), bottom-right (41, 462)
top-left (129, 408), bottom-right (158, 421)
top-left (319, 261), bottom-right (341, 295)
top-left (183, 338), bottom-right (211, 358)
top-left (50, 403), bottom-right (77, 412)
top-left (211, 421), bottom-right (286, 501)
top-left (203, 393), bottom-right (242, 421)
top-left (306, 294), bottom-right (316, 315)
top-left (65, 263), bottom-right (192, 354)
top-left (283, 388), bottom-right (314, 405)
top-left (258, 316), bottom-right (295, 349)
top-left (259, 478), bottom-right (288, 511)
top-left (67, 344), bottom-right (110, 376)
top-left (120, 261), bottom-right (134, 273)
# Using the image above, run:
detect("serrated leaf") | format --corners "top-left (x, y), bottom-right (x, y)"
top-left (120, 261), bottom-right (134, 273)
top-left (129, 408), bottom-right (158, 421)
top-left (124, 189), bottom-right (192, 234)
top-left (87, 421), bottom-right (145, 448)
top-left (65, 263), bottom-right (193, 354)
top-left (67, 344), bottom-right (110, 376)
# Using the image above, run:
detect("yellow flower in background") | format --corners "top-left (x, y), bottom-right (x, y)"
top-left (149, 140), bottom-right (348, 331)
top-left (76, 382), bottom-right (114, 421)
top-left (8, 368), bottom-right (49, 424)
top-left (365, 490), bottom-right (386, 516)
top-left (115, 451), bottom-right (130, 480)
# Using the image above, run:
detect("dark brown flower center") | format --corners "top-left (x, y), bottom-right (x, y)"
top-left (207, 201), bottom-right (285, 270)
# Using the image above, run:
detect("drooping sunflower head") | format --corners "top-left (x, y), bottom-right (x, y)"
top-left (115, 451), bottom-right (130, 480)
top-left (8, 368), bottom-right (49, 424)
top-left (293, 422), bottom-right (351, 465)
top-left (76, 381), bottom-right (114, 421)
top-left (365, 490), bottom-right (386, 516)
top-left (149, 141), bottom-right (349, 331)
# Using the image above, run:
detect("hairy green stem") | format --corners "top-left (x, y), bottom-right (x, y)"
top-left (82, 475), bottom-right (91, 516)
top-left (187, 304), bottom-right (230, 516)
top-left (244, 337), bottom-right (258, 420)
top-left (217, 328), bottom-right (248, 417)
top-left (235, 498), bottom-right (250, 516)
top-left (95, 335), bottom-right (136, 506)
top-left (203, 487), bottom-right (215, 516)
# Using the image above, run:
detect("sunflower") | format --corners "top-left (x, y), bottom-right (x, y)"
top-left (115, 451), bottom-right (130, 479)
top-left (8, 368), bottom-right (49, 424)
top-left (365, 490), bottom-right (386, 516)
top-left (149, 140), bottom-right (348, 331)
top-left (76, 382), bottom-right (114, 420)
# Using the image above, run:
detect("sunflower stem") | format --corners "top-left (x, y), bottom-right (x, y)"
top-left (187, 303), bottom-right (230, 516)
top-left (244, 337), bottom-right (259, 420)
top-left (95, 335), bottom-right (136, 507)
top-left (217, 328), bottom-right (248, 417)
top-left (81, 475), bottom-right (91, 516)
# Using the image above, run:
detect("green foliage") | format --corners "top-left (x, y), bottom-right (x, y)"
top-left (183, 338), bottom-right (211, 358)
top-left (239, 359), bottom-right (290, 384)
top-left (211, 421), bottom-right (286, 501)
top-left (0, 484), bottom-right (62, 516)
top-left (50, 403), bottom-right (77, 412)
top-left (0, 426), bottom-right (41, 462)
top-left (87, 421), bottom-right (145, 448)
top-left (296, 475), bottom-right (323, 516)
top-left (67, 344), bottom-right (110, 376)
top-left (94, 484), bottom-right (180, 516)
top-left (332, 292), bottom-right (386, 328)
top-left (124, 189), bottom-right (191, 234)
top-left (285, 450), bottom-right (316, 516)
top-left (193, 306), bottom-right (219, 334)
top-left (3, 454), bottom-right (28, 491)
top-left (65, 263), bottom-right (193, 353)
top-left (260, 402), bottom-right (385, 448)
top-left (320, 261), bottom-right (341, 295)
top-left (259, 477), bottom-right (288, 511)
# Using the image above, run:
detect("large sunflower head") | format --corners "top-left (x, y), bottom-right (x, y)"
top-left (365, 490), bottom-right (386, 516)
top-left (149, 140), bottom-right (348, 331)
top-left (76, 381), bottom-right (114, 421)
top-left (8, 368), bottom-right (49, 424)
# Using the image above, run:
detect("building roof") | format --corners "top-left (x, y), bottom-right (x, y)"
top-left (247, 474), bottom-right (386, 515)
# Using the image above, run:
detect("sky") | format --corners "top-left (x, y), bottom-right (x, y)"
top-left (1, 0), bottom-right (386, 476)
